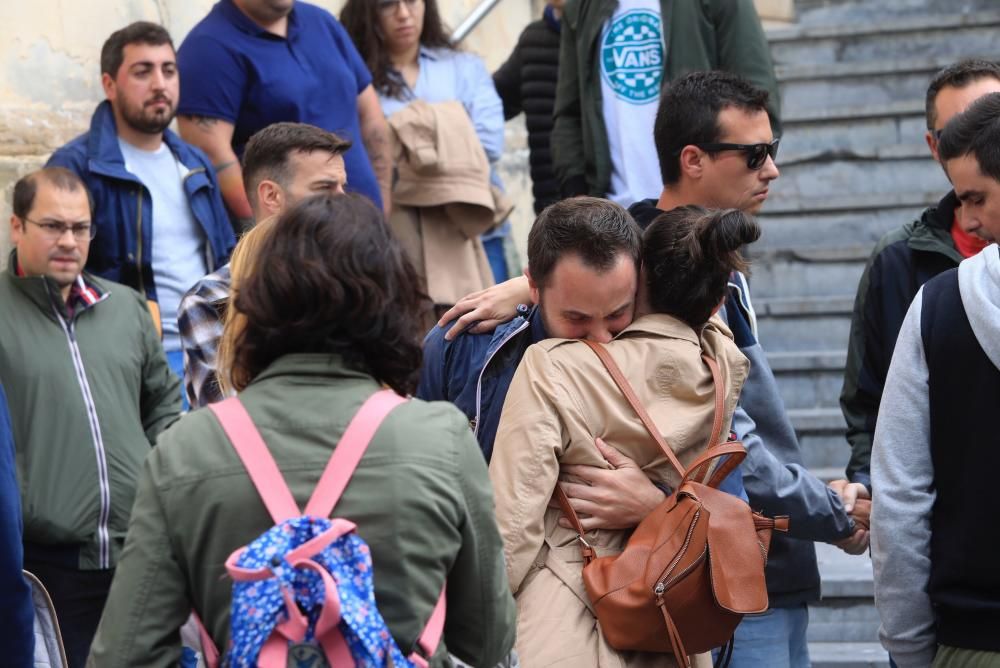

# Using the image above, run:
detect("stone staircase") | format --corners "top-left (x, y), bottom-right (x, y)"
top-left (754, 1), bottom-right (1000, 664)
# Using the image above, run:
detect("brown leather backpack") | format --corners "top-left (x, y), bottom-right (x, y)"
top-left (555, 340), bottom-right (788, 667)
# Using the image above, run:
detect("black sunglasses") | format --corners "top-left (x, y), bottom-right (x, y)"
top-left (694, 138), bottom-right (780, 170)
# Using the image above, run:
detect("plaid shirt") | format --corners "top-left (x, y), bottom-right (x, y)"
top-left (178, 264), bottom-right (231, 408)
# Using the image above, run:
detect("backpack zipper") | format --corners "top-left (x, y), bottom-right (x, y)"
top-left (653, 507), bottom-right (701, 600)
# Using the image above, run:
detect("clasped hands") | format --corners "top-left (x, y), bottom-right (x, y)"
top-left (828, 479), bottom-right (872, 555)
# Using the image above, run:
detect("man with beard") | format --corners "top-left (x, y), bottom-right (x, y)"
top-left (47, 22), bottom-right (235, 394)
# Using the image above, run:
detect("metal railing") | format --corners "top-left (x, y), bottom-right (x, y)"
top-left (451, 0), bottom-right (507, 44)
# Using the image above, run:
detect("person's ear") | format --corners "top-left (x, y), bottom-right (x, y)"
top-left (257, 180), bottom-right (284, 217)
top-left (926, 130), bottom-right (942, 164)
top-left (525, 268), bottom-right (541, 306)
top-left (101, 72), bottom-right (116, 102)
top-left (679, 145), bottom-right (705, 180)
top-left (9, 214), bottom-right (24, 245)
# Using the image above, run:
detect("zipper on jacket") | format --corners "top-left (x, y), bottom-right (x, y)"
top-left (54, 308), bottom-right (113, 569)
top-left (472, 319), bottom-right (531, 438)
top-left (134, 187), bottom-right (145, 297)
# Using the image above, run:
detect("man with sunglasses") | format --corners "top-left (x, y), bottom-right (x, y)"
top-left (0, 167), bottom-right (180, 667)
top-left (550, 0), bottom-right (780, 206)
top-left (427, 71), bottom-right (867, 668)
top-left (841, 59), bottom-right (1000, 496)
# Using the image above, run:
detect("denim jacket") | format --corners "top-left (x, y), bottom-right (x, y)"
top-left (46, 101), bottom-right (235, 304)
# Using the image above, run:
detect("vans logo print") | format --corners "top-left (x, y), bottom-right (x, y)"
top-left (601, 9), bottom-right (663, 104)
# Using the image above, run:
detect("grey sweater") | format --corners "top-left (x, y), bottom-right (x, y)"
top-left (871, 245), bottom-right (1000, 667)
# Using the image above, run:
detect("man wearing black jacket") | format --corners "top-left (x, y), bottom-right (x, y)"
top-left (841, 59), bottom-right (1000, 490)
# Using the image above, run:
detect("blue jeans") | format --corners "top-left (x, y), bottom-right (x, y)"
top-left (715, 604), bottom-right (810, 668)
top-left (165, 349), bottom-right (188, 411)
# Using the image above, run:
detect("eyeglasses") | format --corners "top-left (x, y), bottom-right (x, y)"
top-left (694, 138), bottom-right (781, 170)
top-left (22, 217), bottom-right (96, 241)
top-left (377, 0), bottom-right (421, 15)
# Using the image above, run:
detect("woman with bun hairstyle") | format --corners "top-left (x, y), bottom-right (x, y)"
top-left (489, 204), bottom-right (761, 667)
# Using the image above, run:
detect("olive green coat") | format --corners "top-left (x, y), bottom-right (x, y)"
top-left (88, 354), bottom-right (516, 667)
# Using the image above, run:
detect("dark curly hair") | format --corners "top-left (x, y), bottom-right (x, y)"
top-left (643, 206), bottom-right (761, 328)
top-left (340, 0), bottom-right (453, 99)
top-left (225, 193), bottom-right (428, 395)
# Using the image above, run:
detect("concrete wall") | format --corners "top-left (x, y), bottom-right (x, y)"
top-left (0, 0), bottom-right (780, 264)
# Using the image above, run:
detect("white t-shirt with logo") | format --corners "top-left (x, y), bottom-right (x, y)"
top-left (599, 0), bottom-right (665, 206)
top-left (118, 138), bottom-right (209, 353)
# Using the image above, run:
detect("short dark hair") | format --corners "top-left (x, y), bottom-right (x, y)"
top-left (242, 123), bottom-right (353, 208)
top-left (938, 92), bottom-right (1000, 182)
top-left (226, 193), bottom-right (428, 395)
top-left (340, 0), bottom-right (452, 99)
top-left (655, 71), bottom-right (771, 185)
top-left (643, 206), bottom-right (760, 328)
top-left (12, 167), bottom-right (92, 219)
top-left (100, 22), bottom-right (174, 78)
top-left (527, 196), bottom-right (642, 289)
top-left (925, 59), bottom-right (1000, 131)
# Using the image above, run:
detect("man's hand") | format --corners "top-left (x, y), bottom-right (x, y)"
top-left (828, 479), bottom-right (872, 555)
top-left (438, 275), bottom-right (532, 340)
top-left (555, 439), bottom-right (665, 531)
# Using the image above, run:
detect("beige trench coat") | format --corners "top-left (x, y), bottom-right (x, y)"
top-left (490, 313), bottom-right (750, 668)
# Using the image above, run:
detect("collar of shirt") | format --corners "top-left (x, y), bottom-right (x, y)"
top-left (220, 0), bottom-right (300, 40)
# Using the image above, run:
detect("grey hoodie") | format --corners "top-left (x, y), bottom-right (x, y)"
top-left (871, 245), bottom-right (1000, 667)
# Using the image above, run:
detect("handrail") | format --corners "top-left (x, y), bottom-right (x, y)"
top-left (451, 0), bottom-right (507, 45)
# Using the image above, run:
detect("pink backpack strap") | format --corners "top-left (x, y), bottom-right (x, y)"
top-left (411, 587), bottom-right (447, 667)
top-left (209, 398), bottom-right (300, 523)
top-left (303, 389), bottom-right (408, 518)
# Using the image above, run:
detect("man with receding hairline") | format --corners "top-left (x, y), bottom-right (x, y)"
top-left (0, 167), bottom-right (180, 667)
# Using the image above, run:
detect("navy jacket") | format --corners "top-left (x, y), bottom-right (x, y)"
top-left (629, 199), bottom-right (853, 607)
top-left (0, 383), bottom-right (34, 666)
top-left (47, 101), bottom-right (235, 304)
top-left (418, 305), bottom-right (542, 462)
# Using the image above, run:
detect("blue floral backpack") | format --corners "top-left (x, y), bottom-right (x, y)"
top-left (196, 389), bottom-right (447, 668)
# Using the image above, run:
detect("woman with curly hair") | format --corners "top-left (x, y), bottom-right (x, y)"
top-left (87, 194), bottom-right (516, 667)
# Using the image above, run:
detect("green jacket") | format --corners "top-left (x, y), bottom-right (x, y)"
top-left (88, 354), bottom-right (516, 667)
top-left (840, 192), bottom-right (962, 486)
top-left (552, 0), bottom-right (782, 197)
top-left (0, 253), bottom-right (180, 571)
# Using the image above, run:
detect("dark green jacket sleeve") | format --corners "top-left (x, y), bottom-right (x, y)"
top-left (445, 412), bottom-right (518, 666)
top-left (135, 294), bottom-right (181, 443)
top-left (87, 452), bottom-right (191, 667)
top-left (708, 0), bottom-right (782, 132)
top-left (550, 0), bottom-right (590, 198)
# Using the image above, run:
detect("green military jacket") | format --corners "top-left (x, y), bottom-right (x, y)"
top-left (0, 253), bottom-right (180, 570)
top-left (88, 354), bottom-right (516, 667)
top-left (552, 0), bottom-right (782, 197)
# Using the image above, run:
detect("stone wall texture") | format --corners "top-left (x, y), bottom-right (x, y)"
top-left (0, 0), bottom-right (778, 265)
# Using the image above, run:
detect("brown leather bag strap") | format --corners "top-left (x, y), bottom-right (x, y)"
top-left (701, 354), bottom-right (726, 449)
top-left (554, 485), bottom-right (595, 564)
top-left (582, 339), bottom-right (687, 479)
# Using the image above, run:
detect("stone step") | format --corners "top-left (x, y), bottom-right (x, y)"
top-left (768, 350), bottom-right (846, 410)
top-left (768, 154), bottom-right (947, 206)
top-left (810, 545), bottom-right (881, 648)
top-left (750, 249), bottom-right (865, 297)
top-left (755, 201), bottom-right (930, 253)
top-left (777, 56), bottom-right (950, 116)
top-left (794, 0), bottom-right (996, 28)
top-left (768, 9), bottom-right (1000, 66)
top-left (808, 643), bottom-right (889, 668)
top-left (758, 311), bottom-right (850, 352)
top-left (789, 407), bottom-right (849, 470)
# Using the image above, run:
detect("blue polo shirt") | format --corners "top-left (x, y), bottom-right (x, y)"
top-left (177, 0), bottom-right (382, 209)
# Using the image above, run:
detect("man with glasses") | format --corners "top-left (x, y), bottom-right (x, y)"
top-left (46, 22), bottom-right (236, 398)
top-left (174, 0), bottom-right (392, 223)
top-left (841, 59), bottom-right (1000, 495)
top-left (0, 167), bottom-right (180, 667)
